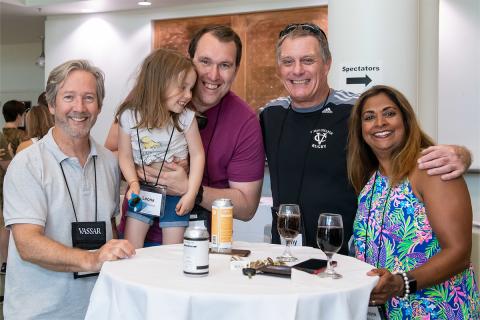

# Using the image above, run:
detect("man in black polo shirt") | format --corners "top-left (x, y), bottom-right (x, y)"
top-left (260, 23), bottom-right (471, 254)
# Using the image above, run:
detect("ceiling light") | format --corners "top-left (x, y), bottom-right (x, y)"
top-left (35, 36), bottom-right (45, 68)
top-left (138, 1), bottom-right (151, 6)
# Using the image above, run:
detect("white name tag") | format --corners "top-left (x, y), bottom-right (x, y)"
top-left (139, 189), bottom-right (163, 216)
top-left (280, 233), bottom-right (303, 246)
top-left (367, 306), bottom-right (383, 320)
top-left (139, 184), bottom-right (166, 217)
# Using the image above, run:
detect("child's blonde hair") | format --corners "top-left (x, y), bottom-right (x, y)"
top-left (116, 48), bottom-right (195, 131)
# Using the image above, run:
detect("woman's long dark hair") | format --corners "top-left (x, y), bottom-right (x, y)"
top-left (347, 85), bottom-right (435, 193)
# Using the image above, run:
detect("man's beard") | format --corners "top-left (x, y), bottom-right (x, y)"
top-left (55, 111), bottom-right (95, 139)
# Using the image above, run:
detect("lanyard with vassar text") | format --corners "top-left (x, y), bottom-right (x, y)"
top-left (60, 156), bottom-right (106, 279)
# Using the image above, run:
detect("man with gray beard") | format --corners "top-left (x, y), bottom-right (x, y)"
top-left (3, 60), bottom-right (135, 319)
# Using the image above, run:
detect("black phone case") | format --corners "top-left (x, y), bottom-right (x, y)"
top-left (292, 258), bottom-right (328, 274)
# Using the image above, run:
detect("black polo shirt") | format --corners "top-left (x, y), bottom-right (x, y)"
top-left (260, 89), bottom-right (358, 254)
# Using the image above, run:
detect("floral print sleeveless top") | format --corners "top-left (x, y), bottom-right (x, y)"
top-left (353, 172), bottom-right (480, 319)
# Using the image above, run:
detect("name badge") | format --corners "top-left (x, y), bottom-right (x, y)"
top-left (71, 221), bottom-right (106, 279)
top-left (367, 306), bottom-right (386, 320)
top-left (280, 233), bottom-right (303, 246)
top-left (139, 183), bottom-right (167, 217)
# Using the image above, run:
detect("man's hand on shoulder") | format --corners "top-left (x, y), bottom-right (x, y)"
top-left (90, 239), bottom-right (135, 272)
top-left (418, 145), bottom-right (472, 180)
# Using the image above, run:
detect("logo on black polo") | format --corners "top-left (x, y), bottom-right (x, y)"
top-left (311, 129), bottom-right (333, 149)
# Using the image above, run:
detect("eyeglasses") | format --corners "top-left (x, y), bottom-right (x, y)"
top-left (195, 113), bottom-right (208, 130)
top-left (278, 23), bottom-right (327, 40)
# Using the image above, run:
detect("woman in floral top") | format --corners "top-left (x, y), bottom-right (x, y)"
top-left (347, 85), bottom-right (479, 319)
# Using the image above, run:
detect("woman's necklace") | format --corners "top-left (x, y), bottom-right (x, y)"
top-left (364, 171), bottom-right (393, 268)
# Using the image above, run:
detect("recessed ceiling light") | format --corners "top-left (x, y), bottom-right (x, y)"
top-left (138, 1), bottom-right (152, 5)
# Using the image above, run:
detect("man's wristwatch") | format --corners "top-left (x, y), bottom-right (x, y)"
top-left (195, 185), bottom-right (204, 205)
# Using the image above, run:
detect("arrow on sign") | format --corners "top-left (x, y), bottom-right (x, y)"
top-left (346, 75), bottom-right (372, 87)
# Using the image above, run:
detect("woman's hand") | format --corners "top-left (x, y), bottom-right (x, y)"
top-left (367, 268), bottom-right (404, 305)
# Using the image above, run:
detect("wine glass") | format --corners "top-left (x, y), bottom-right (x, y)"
top-left (276, 204), bottom-right (301, 262)
top-left (316, 213), bottom-right (343, 279)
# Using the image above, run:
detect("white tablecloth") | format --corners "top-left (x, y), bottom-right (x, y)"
top-left (85, 242), bottom-right (378, 320)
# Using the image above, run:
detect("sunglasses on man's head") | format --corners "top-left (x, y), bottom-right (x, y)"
top-left (278, 23), bottom-right (327, 39)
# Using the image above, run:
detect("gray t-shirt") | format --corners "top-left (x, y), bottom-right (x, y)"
top-left (3, 128), bottom-right (120, 320)
top-left (119, 108), bottom-right (195, 165)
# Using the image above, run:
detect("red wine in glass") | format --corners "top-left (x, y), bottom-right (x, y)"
top-left (276, 204), bottom-right (301, 262)
top-left (278, 214), bottom-right (300, 239)
top-left (317, 213), bottom-right (343, 279)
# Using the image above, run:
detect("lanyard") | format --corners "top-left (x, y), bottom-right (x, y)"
top-left (364, 172), bottom-right (392, 320)
top-left (59, 156), bottom-right (97, 222)
top-left (136, 126), bottom-right (174, 187)
top-left (364, 171), bottom-right (393, 268)
top-left (275, 90), bottom-right (331, 244)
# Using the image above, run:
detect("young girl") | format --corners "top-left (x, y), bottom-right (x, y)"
top-left (117, 48), bottom-right (205, 248)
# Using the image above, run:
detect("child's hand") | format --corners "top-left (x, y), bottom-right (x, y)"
top-left (126, 181), bottom-right (140, 200)
top-left (176, 193), bottom-right (195, 216)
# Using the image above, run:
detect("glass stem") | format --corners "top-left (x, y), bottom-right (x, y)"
top-left (325, 254), bottom-right (334, 274)
top-left (284, 239), bottom-right (293, 257)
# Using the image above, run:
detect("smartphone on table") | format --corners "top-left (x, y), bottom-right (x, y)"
top-left (292, 258), bottom-right (328, 274)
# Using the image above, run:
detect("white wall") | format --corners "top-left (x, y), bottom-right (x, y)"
top-left (0, 41), bottom-right (45, 127)
top-left (44, 0), bottom-right (324, 144)
top-left (438, 0), bottom-right (480, 170)
top-left (329, 0), bottom-right (419, 107)
top-left (438, 0), bottom-right (480, 226)
top-left (46, 12), bottom-right (151, 141)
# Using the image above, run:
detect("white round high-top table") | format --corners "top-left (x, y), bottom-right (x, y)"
top-left (85, 242), bottom-right (378, 320)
